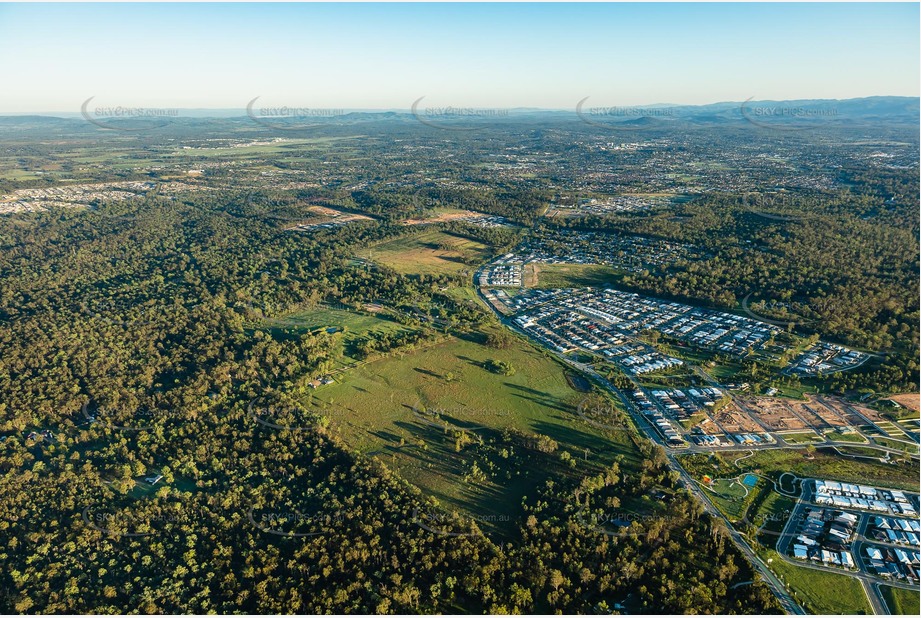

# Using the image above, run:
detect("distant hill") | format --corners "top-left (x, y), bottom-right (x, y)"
top-left (1, 96), bottom-right (916, 130)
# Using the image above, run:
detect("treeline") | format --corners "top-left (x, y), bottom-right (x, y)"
top-left (349, 183), bottom-right (549, 226)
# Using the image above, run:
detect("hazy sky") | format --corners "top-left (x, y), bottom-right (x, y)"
top-left (0, 2), bottom-right (918, 113)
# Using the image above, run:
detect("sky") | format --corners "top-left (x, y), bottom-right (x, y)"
top-left (0, 2), bottom-right (918, 114)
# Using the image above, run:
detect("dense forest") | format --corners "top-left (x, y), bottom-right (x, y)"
top-left (0, 193), bottom-right (780, 613)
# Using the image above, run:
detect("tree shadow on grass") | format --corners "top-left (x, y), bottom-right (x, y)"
top-left (454, 330), bottom-right (488, 345)
top-left (368, 429), bottom-right (404, 444)
top-left (531, 419), bottom-right (626, 460)
top-left (503, 382), bottom-right (552, 398)
top-left (455, 354), bottom-right (485, 367)
top-left (438, 255), bottom-right (469, 265)
top-left (508, 392), bottom-right (570, 415)
top-left (384, 422), bottom-right (523, 541)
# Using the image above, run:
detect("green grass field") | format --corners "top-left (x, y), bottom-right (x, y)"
top-left (771, 384), bottom-right (816, 400)
top-left (829, 430), bottom-right (869, 443)
top-left (875, 421), bottom-right (908, 437)
top-left (706, 360), bottom-right (745, 383)
top-left (262, 305), bottom-right (421, 370)
top-left (880, 585), bottom-right (920, 615)
top-left (367, 230), bottom-right (491, 276)
top-left (297, 326), bottom-right (642, 536)
top-left (781, 431), bottom-right (825, 444)
top-left (735, 448), bottom-right (918, 491)
top-left (831, 445), bottom-right (888, 458)
top-left (874, 436), bottom-right (920, 454)
top-left (531, 263), bottom-right (623, 289)
top-left (167, 137), bottom-right (352, 158)
top-left (702, 477), bottom-right (756, 520)
top-left (759, 549), bottom-right (872, 614)
top-left (750, 491), bottom-right (797, 545)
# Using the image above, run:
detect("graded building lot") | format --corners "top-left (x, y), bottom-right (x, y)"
top-left (874, 421), bottom-right (910, 438)
top-left (713, 403), bottom-right (765, 434)
top-left (831, 398), bottom-right (888, 425)
top-left (401, 207), bottom-right (487, 226)
top-left (698, 417), bottom-right (727, 438)
top-left (283, 205), bottom-right (374, 231)
top-left (896, 418), bottom-right (921, 443)
top-left (815, 397), bottom-right (869, 427)
top-left (805, 401), bottom-right (848, 429)
top-left (786, 401), bottom-right (834, 433)
top-left (863, 421), bottom-right (907, 441)
top-left (521, 262), bottom-right (539, 288)
top-left (885, 393), bottom-right (921, 413)
top-left (740, 397), bottom-right (812, 432)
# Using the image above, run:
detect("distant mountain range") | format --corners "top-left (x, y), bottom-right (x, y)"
top-left (0, 96), bottom-right (916, 129)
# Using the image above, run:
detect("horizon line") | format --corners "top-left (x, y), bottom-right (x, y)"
top-left (3, 94), bottom-right (919, 118)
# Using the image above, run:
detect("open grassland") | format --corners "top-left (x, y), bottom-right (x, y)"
top-left (402, 207), bottom-right (484, 225)
top-left (758, 549), bottom-right (872, 614)
top-left (771, 384), bottom-right (816, 400)
top-left (734, 447), bottom-right (918, 491)
top-left (167, 137), bottom-right (356, 158)
top-left (367, 230), bottom-right (491, 276)
top-left (262, 305), bottom-right (420, 370)
top-left (751, 491), bottom-right (797, 544)
top-left (702, 477), bottom-right (757, 520)
top-left (443, 284), bottom-right (490, 309)
top-left (880, 585), bottom-right (920, 615)
top-left (297, 327), bottom-right (642, 536)
top-left (530, 263), bottom-right (623, 289)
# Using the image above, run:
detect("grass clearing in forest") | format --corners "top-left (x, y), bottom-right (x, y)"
top-left (366, 230), bottom-right (491, 276)
top-left (296, 326), bottom-right (643, 536)
top-left (262, 305), bottom-right (421, 370)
